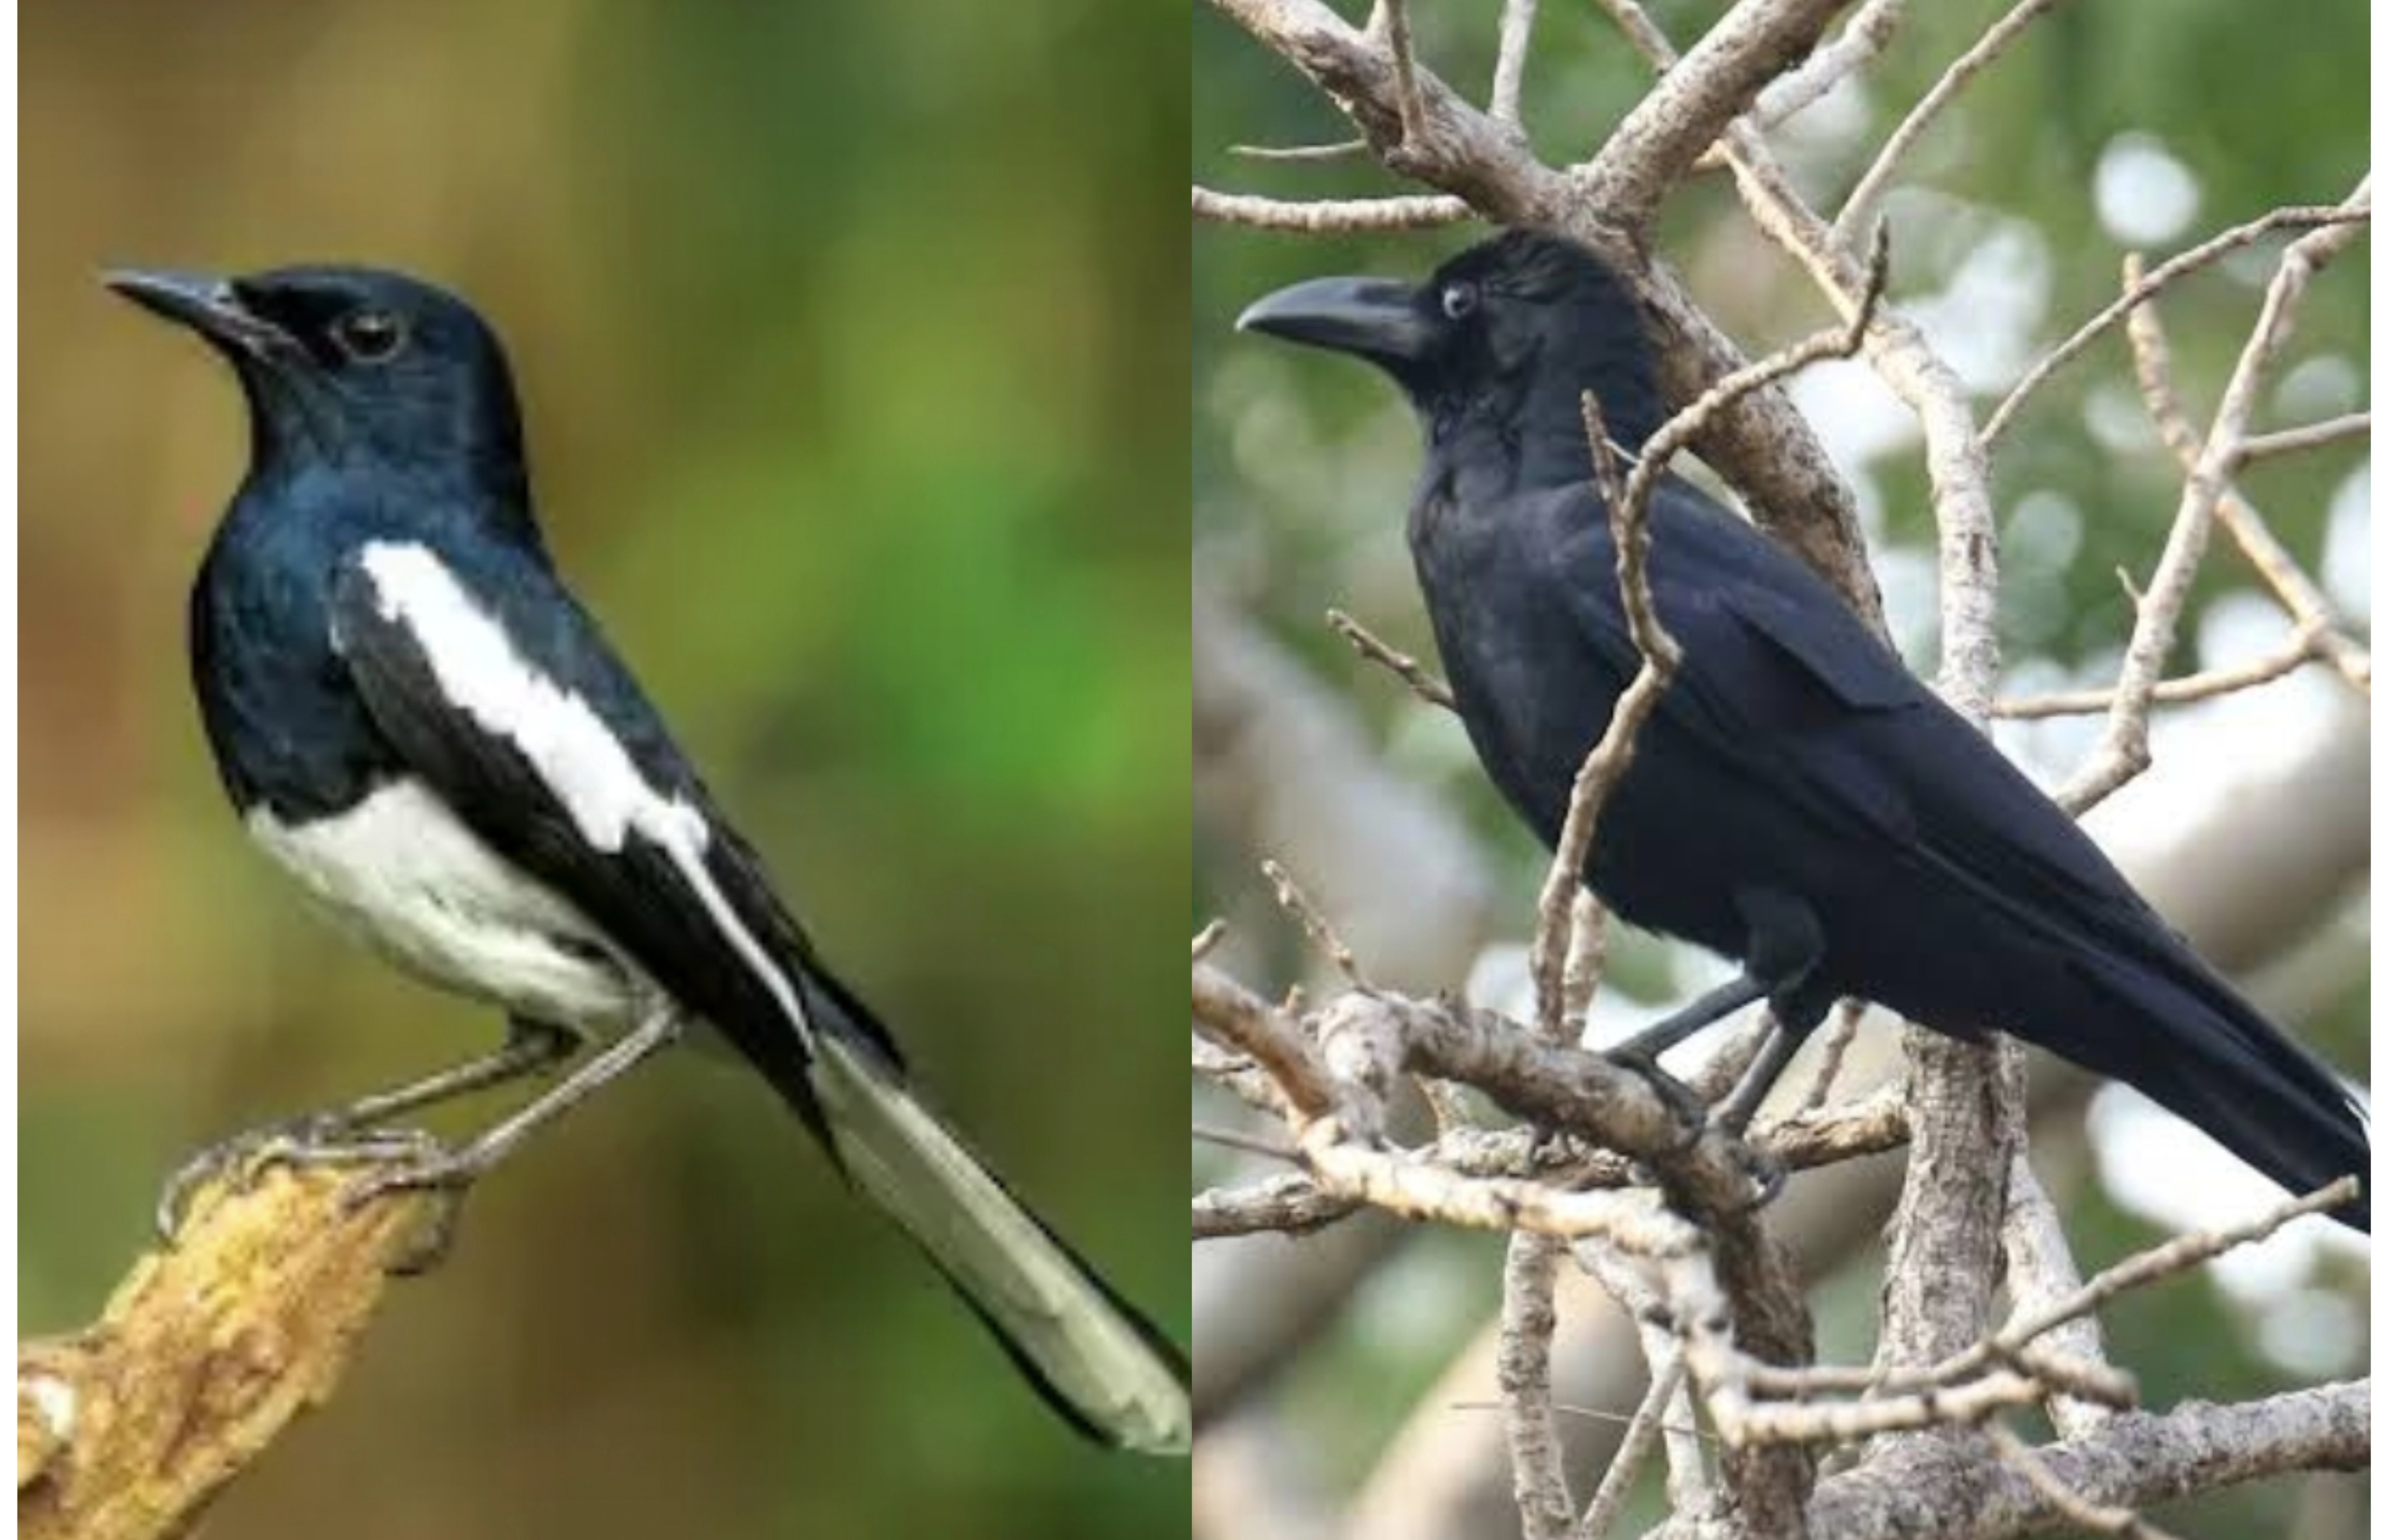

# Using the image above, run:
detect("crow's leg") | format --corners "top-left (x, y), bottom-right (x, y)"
top-left (1713, 997), bottom-right (1832, 1135)
top-left (1605, 888), bottom-right (1824, 1125)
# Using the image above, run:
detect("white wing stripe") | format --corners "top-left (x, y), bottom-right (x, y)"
top-left (355, 541), bottom-right (812, 1045)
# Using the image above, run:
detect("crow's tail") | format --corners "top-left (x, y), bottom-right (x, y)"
top-left (2064, 949), bottom-right (2367, 1231)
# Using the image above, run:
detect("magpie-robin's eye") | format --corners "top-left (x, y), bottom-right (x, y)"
top-left (1441, 282), bottom-right (1480, 321)
top-left (332, 308), bottom-right (407, 364)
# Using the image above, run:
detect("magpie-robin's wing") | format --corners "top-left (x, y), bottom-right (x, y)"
top-left (328, 536), bottom-right (852, 1093)
top-left (327, 536), bottom-right (1191, 1455)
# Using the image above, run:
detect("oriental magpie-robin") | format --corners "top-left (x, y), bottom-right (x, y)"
top-left (107, 264), bottom-right (1191, 1455)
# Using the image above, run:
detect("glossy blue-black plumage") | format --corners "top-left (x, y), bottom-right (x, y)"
top-left (1242, 230), bottom-right (2368, 1230)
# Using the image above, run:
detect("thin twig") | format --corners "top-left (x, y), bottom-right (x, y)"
top-left (1836, 0), bottom-right (2077, 243)
top-left (1524, 391), bottom-right (1674, 1044)
top-left (1193, 1171), bottom-right (1360, 1239)
top-left (1985, 1422), bottom-right (2185, 1539)
top-left (2129, 282), bottom-right (2372, 694)
top-left (1617, 225), bottom-right (1893, 546)
top-left (1327, 607), bottom-right (1458, 709)
top-left (1490, 0), bottom-right (1541, 125)
top-left (1573, 1356), bottom-right (1688, 1540)
top-left (1447, 1392), bottom-right (1714, 1443)
top-left (2237, 410), bottom-right (2369, 463)
top-left (1983, 202), bottom-right (2368, 450)
top-left (1374, 0), bottom-right (1425, 147)
top-left (2064, 196), bottom-right (2367, 811)
top-left (1993, 1177), bottom-right (2358, 1356)
top-left (1192, 184), bottom-right (1471, 232)
top-left (1230, 139), bottom-right (1368, 162)
top-left (1193, 1034), bottom-right (1291, 1121)
top-left (1559, 893), bottom-right (1610, 1043)
top-left (1575, 1243), bottom-right (1720, 1517)
top-left (1261, 858), bottom-right (1372, 988)
top-left (1994, 620), bottom-right (2322, 719)
top-left (1532, 229), bottom-right (1886, 1055)
top-left (1795, 999), bottom-right (1868, 1112)
top-left (1751, 0), bottom-right (1906, 128)
top-left (1193, 1122), bottom-right (1301, 1162)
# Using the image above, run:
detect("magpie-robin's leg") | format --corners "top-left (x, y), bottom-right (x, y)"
top-left (346, 1006), bottom-right (683, 1272)
top-left (156, 1017), bottom-right (579, 1240)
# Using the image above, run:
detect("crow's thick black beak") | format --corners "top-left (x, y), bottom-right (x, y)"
top-left (1236, 275), bottom-right (1433, 366)
top-left (103, 269), bottom-right (296, 358)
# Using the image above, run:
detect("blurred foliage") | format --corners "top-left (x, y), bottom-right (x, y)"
top-left (1195, 0), bottom-right (2367, 1531)
top-left (24, 1), bottom-right (1184, 1534)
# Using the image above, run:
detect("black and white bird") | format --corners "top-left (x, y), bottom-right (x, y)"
top-left (107, 262), bottom-right (1191, 1455)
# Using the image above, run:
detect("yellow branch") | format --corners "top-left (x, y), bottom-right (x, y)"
top-left (18, 1166), bottom-right (432, 1540)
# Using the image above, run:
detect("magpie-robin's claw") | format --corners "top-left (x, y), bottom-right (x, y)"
top-left (339, 1144), bottom-right (501, 1275)
top-left (155, 1118), bottom-right (446, 1243)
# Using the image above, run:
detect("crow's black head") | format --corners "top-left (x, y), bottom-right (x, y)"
top-left (1238, 229), bottom-right (1666, 485)
top-left (107, 264), bottom-right (527, 494)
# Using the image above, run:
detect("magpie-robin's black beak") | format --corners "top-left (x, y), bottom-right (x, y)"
top-left (104, 269), bottom-right (298, 359)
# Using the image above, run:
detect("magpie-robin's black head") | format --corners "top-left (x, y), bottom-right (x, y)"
top-left (105, 265), bottom-right (526, 489)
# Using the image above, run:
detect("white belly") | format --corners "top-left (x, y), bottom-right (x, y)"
top-left (244, 779), bottom-right (651, 1034)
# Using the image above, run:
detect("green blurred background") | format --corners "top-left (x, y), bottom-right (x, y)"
top-left (24, 3), bottom-right (1185, 1535)
top-left (1195, 2), bottom-right (2365, 1536)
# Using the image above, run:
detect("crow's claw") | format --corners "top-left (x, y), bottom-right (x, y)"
top-left (1606, 1049), bottom-right (1710, 1150)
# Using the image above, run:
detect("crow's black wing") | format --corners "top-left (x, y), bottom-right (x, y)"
top-left (1561, 478), bottom-right (2158, 935)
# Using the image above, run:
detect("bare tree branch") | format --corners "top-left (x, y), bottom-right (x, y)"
top-left (1499, 1233), bottom-right (1574, 1540)
top-left (1572, 1355), bottom-right (1686, 1539)
top-left (2236, 409), bottom-right (2368, 464)
top-left (1751, 0), bottom-right (1905, 128)
top-left (1982, 1422), bottom-right (2182, 1540)
top-left (2122, 257), bottom-right (2374, 696)
top-left (18, 1168), bottom-right (433, 1540)
top-left (2064, 188), bottom-right (2368, 812)
top-left (1489, 0), bottom-right (1540, 126)
top-left (1983, 203), bottom-right (2367, 450)
top-left (1576, 0), bottom-right (1854, 235)
top-left (1994, 620), bottom-right (2323, 719)
top-left (1767, 1380), bottom-right (2369, 1540)
top-left (1835, 0), bottom-right (2078, 244)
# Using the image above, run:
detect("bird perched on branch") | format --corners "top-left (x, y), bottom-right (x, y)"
top-left (108, 263), bottom-right (1191, 1453)
top-left (1237, 228), bottom-right (2368, 1230)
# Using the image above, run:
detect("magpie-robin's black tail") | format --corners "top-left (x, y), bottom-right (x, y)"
top-left (792, 971), bottom-right (1189, 1453)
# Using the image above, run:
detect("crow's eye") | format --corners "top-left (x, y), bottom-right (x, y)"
top-left (1440, 282), bottom-right (1480, 321)
top-left (331, 308), bottom-right (407, 364)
